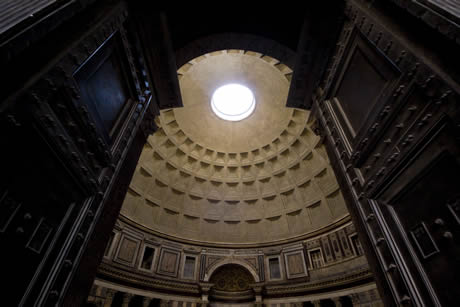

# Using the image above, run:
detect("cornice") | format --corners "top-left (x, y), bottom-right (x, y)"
top-left (98, 262), bottom-right (200, 294)
top-left (98, 261), bottom-right (372, 298)
top-left (118, 214), bottom-right (351, 248)
top-left (384, 0), bottom-right (460, 44)
top-left (264, 268), bottom-right (372, 295)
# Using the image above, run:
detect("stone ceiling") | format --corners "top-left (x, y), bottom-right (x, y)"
top-left (120, 50), bottom-right (349, 245)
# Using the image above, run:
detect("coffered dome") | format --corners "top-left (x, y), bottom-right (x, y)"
top-left (120, 50), bottom-right (349, 245)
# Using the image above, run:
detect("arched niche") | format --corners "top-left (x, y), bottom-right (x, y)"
top-left (209, 264), bottom-right (255, 292)
top-left (204, 259), bottom-right (260, 282)
top-left (208, 264), bottom-right (256, 303)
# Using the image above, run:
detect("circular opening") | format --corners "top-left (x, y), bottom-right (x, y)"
top-left (211, 84), bottom-right (255, 121)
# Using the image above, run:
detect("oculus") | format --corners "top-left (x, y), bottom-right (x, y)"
top-left (211, 84), bottom-right (255, 121)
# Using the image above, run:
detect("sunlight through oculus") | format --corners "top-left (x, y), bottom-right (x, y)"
top-left (211, 84), bottom-right (255, 121)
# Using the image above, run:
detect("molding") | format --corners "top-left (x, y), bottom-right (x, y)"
top-left (385, 0), bottom-right (460, 44)
top-left (263, 281), bottom-right (376, 304)
top-left (97, 260), bottom-right (373, 298)
top-left (103, 231), bottom-right (120, 260)
top-left (204, 258), bottom-right (260, 282)
top-left (93, 278), bottom-right (201, 303)
top-left (118, 214), bottom-right (351, 248)
top-left (264, 268), bottom-right (372, 295)
top-left (98, 262), bottom-right (200, 294)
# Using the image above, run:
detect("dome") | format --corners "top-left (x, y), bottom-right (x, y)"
top-left (119, 50), bottom-right (349, 245)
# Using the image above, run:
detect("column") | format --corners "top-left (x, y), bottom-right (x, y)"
top-left (312, 301), bottom-right (321, 307)
top-left (122, 293), bottom-right (134, 307)
top-left (87, 285), bottom-right (98, 303)
top-left (160, 300), bottom-right (170, 307)
top-left (332, 298), bottom-right (342, 307)
top-left (253, 286), bottom-right (263, 307)
top-left (95, 296), bottom-right (106, 306)
top-left (200, 294), bottom-right (209, 307)
top-left (349, 294), bottom-right (361, 307)
top-left (143, 297), bottom-right (152, 307)
top-left (198, 282), bottom-right (212, 307)
top-left (103, 289), bottom-right (116, 307)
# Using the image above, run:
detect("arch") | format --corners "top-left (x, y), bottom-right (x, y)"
top-left (175, 33), bottom-right (296, 70)
top-left (204, 258), bottom-right (260, 282)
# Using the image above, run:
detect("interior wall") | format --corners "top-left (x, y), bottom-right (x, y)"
top-left (313, 0), bottom-right (460, 306)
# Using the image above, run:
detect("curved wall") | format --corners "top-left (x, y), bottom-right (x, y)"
top-left (87, 218), bottom-right (382, 306)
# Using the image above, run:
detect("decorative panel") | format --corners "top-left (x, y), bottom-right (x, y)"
top-left (74, 31), bottom-right (136, 147)
top-left (206, 255), bottom-right (223, 271)
top-left (329, 232), bottom-right (343, 260)
top-left (337, 229), bottom-right (353, 258)
top-left (327, 30), bottom-right (400, 151)
top-left (320, 236), bottom-right (334, 263)
top-left (283, 250), bottom-right (307, 279)
top-left (157, 248), bottom-right (181, 277)
top-left (350, 234), bottom-right (363, 256)
top-left (244, 257), bottom-right (257, 270)
top-left (115, 234), bottom-right (140, 266)
top-left (258, 254), bottom-right (265, 282)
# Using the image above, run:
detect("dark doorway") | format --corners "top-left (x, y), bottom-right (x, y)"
top-left (111, 292), bottom-right (124, 307)
top-left (129, 295), bottom-right (144, 307)
top-left (340, 296), bottom-right (353, 307)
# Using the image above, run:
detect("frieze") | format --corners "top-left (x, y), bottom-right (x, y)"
top-left (204, 249), bottom-right (231, 255)
top-left (118, 212), bottom-right (351, 249)
top-left (206, 256), bottom-right (223, 271)
top-left (264, 268), bottom-right (371, 295)
top-left (98, 262), bottom-right (200, 294)
top-left (235, 249), bottom-right (259, 255)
